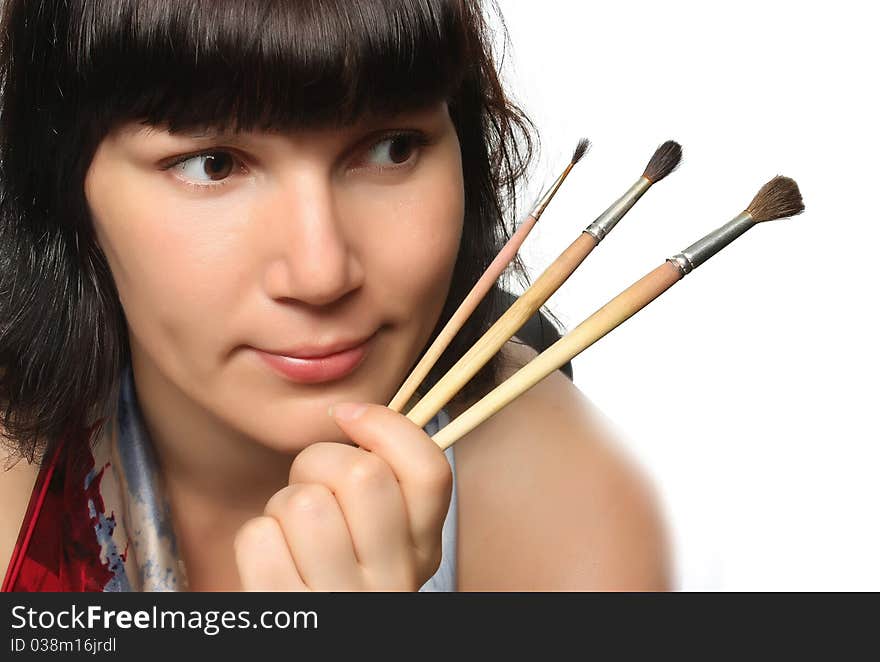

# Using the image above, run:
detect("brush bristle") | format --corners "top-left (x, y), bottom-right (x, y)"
top-left (571, 138), bottom-right (591, 165)
top-left (745, 176), bottom-right (805, 222)
top-left (642, 140), bottom-right (683, 183)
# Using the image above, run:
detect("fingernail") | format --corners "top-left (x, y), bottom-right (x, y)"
top-left (329, 402), bottom-right (368, 421)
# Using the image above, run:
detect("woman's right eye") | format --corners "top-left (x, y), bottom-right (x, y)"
top-left (168, 151), bottom-right (244, 188)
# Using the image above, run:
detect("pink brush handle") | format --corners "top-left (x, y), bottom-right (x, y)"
top-left (387, 214), bottom-right (539, 412)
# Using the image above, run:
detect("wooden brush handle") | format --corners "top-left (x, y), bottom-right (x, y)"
top-left (387, 213), bottom-right (539, 412)
top-left (431, 260), bottom-right (683, 449)
top-left (405, 231), bottom-right (599, 428)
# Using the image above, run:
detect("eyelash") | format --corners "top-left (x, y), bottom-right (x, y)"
top-left (162, 130), bottom-right (433, 191)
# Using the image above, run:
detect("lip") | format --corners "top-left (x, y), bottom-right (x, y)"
top-left (268, 333), bottom-right (377, 359)
top-left (253, 332), bottom-right (376, 384)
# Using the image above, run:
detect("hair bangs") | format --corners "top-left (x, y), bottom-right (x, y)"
top-left (70, 0), bottom-right (468, 134)
top-left (2, 0), bottom-right (561, 462)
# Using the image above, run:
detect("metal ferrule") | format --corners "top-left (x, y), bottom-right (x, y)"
top-left (529, 168), bottom-right (569, 220)
top-left (583, 177), bottom-right (652, 243)
top-left (667, 211), bottom-right (755, 275)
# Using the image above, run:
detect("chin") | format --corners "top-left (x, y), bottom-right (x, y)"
top-left (227, 399), bottom-right (363, 453)
top-left (208, 340), bottom-right (408, 447)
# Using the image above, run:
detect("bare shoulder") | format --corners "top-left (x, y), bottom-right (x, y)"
top-left (450, 338), bottom-right (673, 591)
top-left (0, 428), bottom-right (41, 578)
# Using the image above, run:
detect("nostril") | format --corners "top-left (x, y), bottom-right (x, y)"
top-left (262, 252), bottom-right (363, 307)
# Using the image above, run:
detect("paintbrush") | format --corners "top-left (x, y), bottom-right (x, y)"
top-left (405, 140), bottom-right (683, 427)
top-left (387, 138), bottom-right (591, 412)
top-left (430, 175), bottom-right (805, 449)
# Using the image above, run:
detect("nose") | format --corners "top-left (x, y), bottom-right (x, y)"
top-left (260, 171), bottom-right (365, 307)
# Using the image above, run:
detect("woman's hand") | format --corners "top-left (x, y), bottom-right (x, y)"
top-left (233, 402), bottom-right (453, 591)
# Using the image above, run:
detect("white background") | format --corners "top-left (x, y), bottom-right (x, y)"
top-left (492, 0), bottom-right (879, 590)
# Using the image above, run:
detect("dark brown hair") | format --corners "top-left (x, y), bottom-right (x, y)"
top-left (0, 0), bottom-right (564, 462)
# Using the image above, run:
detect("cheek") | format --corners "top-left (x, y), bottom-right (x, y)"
top-left (377, 206), bottom-right (462, 299)
top-left (87, 173), bottom-right (252, 354)
top-left (352, 164), bottom-right (465, 310)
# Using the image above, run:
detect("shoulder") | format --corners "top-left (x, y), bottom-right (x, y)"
top-left (450, 338), bottom-right (673, 590)
top-left (0, 431), bottom-right (41, 580)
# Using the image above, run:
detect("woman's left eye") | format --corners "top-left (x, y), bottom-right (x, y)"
top-left (357, 132), bottom-right (430, 170)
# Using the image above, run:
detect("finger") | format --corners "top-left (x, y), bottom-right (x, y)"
top-left (288, 442), bottom-right (413, 585)
top-left (233, 516), bottom-right (309, 592)
top-left (328, 402), bottom-right (453, 561)
top-left (265, 482), bottom-right (364, 591)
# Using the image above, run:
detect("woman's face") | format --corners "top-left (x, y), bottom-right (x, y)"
top-left (84, 102), bottom-right (464, 450)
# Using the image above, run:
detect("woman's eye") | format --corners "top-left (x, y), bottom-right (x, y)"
top-left (171, 151), bottom-right (240, 186)
top-left (360, 132), bottom-right (428, 170)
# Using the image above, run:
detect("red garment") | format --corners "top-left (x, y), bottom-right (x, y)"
top-left (2, 423), bottom-right (119, 592)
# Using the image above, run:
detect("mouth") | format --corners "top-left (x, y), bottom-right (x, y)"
top-left (251, 331), bottom-right (377, 384)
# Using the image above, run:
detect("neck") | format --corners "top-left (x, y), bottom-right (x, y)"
top-left (127, 354), bottom-right (303, 591)
top-left (129, 360), bottom-right (295, 512)
top-left (124, 353), bottom-right (300, 567)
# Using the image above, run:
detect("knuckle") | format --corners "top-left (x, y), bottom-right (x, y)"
top-left (289, 441), bottom-right (334, 482)
top-left (234, 516), bottom-right (276, 553)
top-left (345, 455), bottom-right (390, 490)
top-left (264, 485), bottom-right (294, 515)
top-left (417, 458), bottom-right (453, 493)
top-left (287, 483), bottom-right (334, 514)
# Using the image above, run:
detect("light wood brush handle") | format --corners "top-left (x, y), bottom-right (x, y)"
top-left (387, 213), bottom-right (539, 412)
top-left (430, 260), bottom-right (683, 449)
top-left (405, 231), bottom-right (600, 428)
top-left (389, 139), bottom-right (591, 413)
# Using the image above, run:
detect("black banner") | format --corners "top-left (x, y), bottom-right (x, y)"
top-left (1, 592), bottom-right (874, 658)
